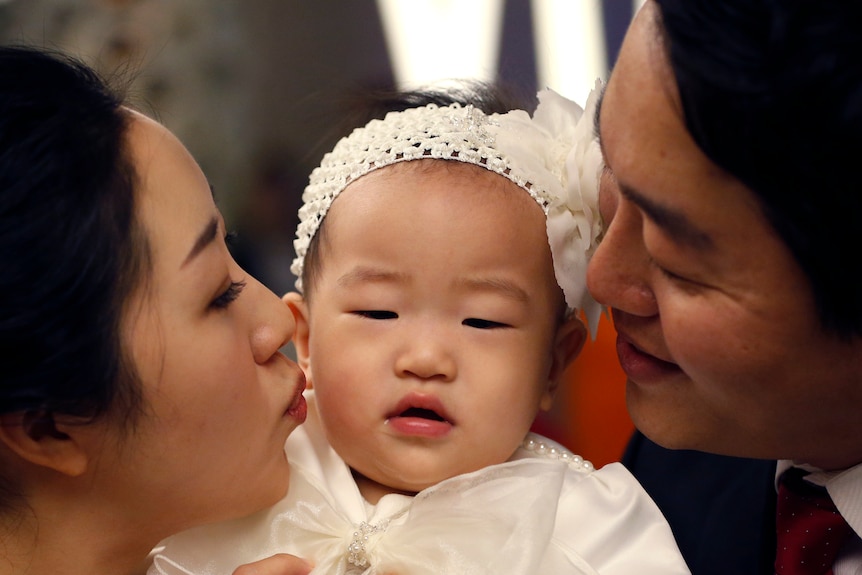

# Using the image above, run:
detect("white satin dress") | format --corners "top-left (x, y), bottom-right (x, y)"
top-left (150, 393), bottom-right (691, 575)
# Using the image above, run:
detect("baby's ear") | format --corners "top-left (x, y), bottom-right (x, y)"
top-left (540, 316), bottom-right (587, 412)
top-left (283, 292), bottom-right (312, 381)
top-left (0, 411), bottom-right (90, 477)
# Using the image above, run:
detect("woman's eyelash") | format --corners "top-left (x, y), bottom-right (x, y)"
top-left (211, 280), bottom-right (246, 309)
top-left (225, 230), bottom-right (238, 246)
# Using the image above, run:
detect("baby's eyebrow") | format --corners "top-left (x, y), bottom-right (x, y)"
top-left (456, 277), bottom-right (530, 303)
top-left (337, 267), bottom-right (407, 288)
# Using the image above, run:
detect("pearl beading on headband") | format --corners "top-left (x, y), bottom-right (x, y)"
top-left (291, 102), bottom-right (558, 292)
top-left (290, 84), bottom-right (605, 334)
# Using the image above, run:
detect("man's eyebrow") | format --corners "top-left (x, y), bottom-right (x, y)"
top-left (182, 216), bottom-right (219, 268)
top-left (619, 182), bottom-right (714, 250)
top-left (593, 83), bottom-right (712, 250)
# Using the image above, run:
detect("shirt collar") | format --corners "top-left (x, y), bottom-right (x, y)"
top-left (776, 459), bottom-right (862, 537)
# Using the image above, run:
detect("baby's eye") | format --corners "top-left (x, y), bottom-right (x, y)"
top-left (463, 318), bottom-right (509, 330)
top-left (353, 310), bottom-right (398, 320)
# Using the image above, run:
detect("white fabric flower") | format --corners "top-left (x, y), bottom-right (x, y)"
top-left (490, 82), bottom-right (605, 336)
top-left (291, 83), bottom-right (606, 335)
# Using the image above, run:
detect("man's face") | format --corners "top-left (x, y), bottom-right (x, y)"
top-left (587, 1), bottom-right (862, 469)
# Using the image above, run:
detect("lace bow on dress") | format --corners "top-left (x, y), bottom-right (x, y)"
top-left (274, 459), bottom-right (570, 574)
top-left (151, 458), bottom-right (589, 575)
top-left (150, 394), bottom-right (691, 575)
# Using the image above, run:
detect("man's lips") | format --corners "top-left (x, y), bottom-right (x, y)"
top-left (615, 331), bottom-right (682, 383)
top-left (386, 393), bottom-right (453, 438)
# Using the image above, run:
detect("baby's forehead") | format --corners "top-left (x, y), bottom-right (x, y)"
top-left (376, 157), bottom-right (501, 178)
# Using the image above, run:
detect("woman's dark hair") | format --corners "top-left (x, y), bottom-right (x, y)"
top-left (301, 80), bottom-right (533, 296)
top-left (0, 47), bottom-right (148, 427)
top-left (654, 0), bottom-right (862, 337)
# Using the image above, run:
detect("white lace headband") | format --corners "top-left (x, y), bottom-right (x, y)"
top-left (291, 82), bottom-right (604, 335)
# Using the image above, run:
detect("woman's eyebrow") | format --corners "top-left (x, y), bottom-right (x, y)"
top-left (182, 216), bottom-right (219, 268)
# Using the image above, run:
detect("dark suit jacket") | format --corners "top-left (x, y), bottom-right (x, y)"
top-left (622, 431), bottom-right (778, 575)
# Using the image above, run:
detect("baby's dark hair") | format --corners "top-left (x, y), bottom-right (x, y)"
top-left (335, 80), bottom-right (535, 131)
top-left (300, 80), bottom-right (535, 299)
top-left (655, 0), bottom-right (862, 337)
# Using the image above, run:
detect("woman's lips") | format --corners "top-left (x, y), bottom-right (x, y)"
top-left (284, 376), bottom-right (308, 423)
top-left (615, 334), bottom-right (682, 383)
top-left (386, 393), bottom-right (453, 438)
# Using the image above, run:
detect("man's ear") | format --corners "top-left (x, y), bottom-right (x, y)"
top-left (283, 291), bottom-right (312, 383)
top-left (0, 411), bottom-right (89, 477)
top-left (539, 316), bottom-right (588, 412)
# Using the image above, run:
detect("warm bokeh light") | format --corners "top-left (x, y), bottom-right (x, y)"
top-left (532, 313), bottom-right (633, 468)
top-left (531, 0), bottom-right (606, 100)
top-left (375, 0), bottom-right (505, 89)
top-left (375, 0), bottom-right (612, 101)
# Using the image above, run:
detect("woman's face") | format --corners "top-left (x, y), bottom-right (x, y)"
top-left (90, 112), bottom-right (307, 537)
top-left (587, 2), bottom-right (862, 470)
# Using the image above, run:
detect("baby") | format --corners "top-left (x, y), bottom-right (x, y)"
top-left (150, 83), bottom-right (690, 575)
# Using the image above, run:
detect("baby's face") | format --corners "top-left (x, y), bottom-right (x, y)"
top-left (302, 161), bottom-right (582, 498)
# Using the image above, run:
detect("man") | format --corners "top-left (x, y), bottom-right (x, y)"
top-left (587, 1), bottom-right (862, 573)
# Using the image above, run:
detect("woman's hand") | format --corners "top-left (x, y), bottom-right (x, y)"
top-left (232, 554), bottom-right (312, 575)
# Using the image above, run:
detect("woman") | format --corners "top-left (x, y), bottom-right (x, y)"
top-left (0, 46), bottom-right (309, 575)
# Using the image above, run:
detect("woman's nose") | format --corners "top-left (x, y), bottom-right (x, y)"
top-left (394, 331), bottom-right (457, 382)
top-left (587, 195), bottom-right (658, 318)
top-left (248, 277), bottom-right (296, 364)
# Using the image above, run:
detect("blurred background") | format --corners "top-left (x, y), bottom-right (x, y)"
top-left (0, 0), bottom-right (643, 467)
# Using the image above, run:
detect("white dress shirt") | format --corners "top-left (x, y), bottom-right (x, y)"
top-left (776, 460), bottom-right (862, 575)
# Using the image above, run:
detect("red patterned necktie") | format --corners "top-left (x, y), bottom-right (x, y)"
top-left (774, 468), bottom-right (852, 575)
